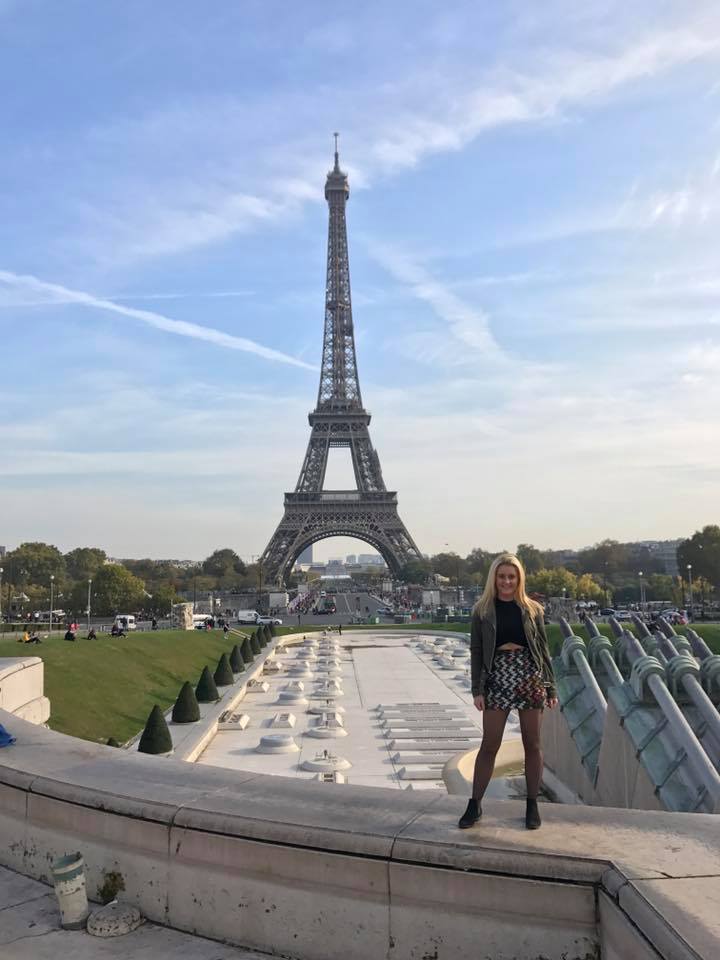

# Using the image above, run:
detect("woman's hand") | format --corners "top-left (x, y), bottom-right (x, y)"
top-left (546, 696), bottom-right (559, 709)
top-left (473, 695), bottom-right (485, 712)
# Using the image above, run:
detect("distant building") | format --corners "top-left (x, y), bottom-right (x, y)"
top-left (0, 545), bottom-right (6, 558)
top-left (358, 553), bottom-right (384, 566)
top-left (297, 545), bottom-right (313, 564)
top-left (654, 540), bottom-right (681, 577)
top-left (346, 554), bottom-right (357, 565)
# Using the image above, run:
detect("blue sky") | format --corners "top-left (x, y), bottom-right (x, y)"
top-left (1, 1), bottom-right (719, 562)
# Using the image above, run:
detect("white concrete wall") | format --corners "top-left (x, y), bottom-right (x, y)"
top-left (0, 656), bottom-right (50, 724)
top-left (1, 704), bottom-right (717, 959)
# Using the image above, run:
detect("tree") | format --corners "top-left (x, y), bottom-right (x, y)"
top-left (138, 705), bottom-right (173, 754)
top-left (575, 574), bottom-right (605, 604)
top-left (5, 542), bottom-right (66, 587)
top-left (430, 552), bottom-right (468, 582)
top-left (526, 567), bottom-right (578, 599)
top-left (172, 682), bottom-right (200, 723)
top-left (677, 526), bottom-right (720, 587)
top-left (397, 558), bottom-right (432, 583)
top-left (577, 540), bottom-right (631, 578)
top-left (516, 544), bottom-right (544, 574)
top-left (465, 548), bottom-right (493, 581)
top-left (146, 584), bottom-right (180, 616)
top-left (202, 549), bottom-right (246, 579)
top-left (645, 574), bottom-right (676, 602)
top-left (64, 547), bottom-right (106, 581)
top-left (91, 564), bottom-right (145, 616)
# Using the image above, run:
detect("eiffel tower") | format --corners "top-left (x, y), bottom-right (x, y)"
top-left (260, 137), bottom-right (422, 585)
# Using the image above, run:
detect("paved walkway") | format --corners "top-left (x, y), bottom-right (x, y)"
top-left (197, 630), bottom-right (519, 790)
top-left (0, 865), bottom-right (276, 960)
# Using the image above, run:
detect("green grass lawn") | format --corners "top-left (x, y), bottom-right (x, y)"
top-left (2, 620), bottom-right (718, 745)
top-left (0, 629), bottom-right (258, 745)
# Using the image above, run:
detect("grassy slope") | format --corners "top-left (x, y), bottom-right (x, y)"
top-left (0, 629), bottom-right (248, 745)
top-left (2, 622), bottom-right (718, 744)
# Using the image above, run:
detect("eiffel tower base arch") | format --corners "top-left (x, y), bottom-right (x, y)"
top-left (261, 492), bottom-right (421, 586)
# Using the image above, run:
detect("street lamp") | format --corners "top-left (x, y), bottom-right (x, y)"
top-left (49, 575), bottom-right (55, 635)
top-left (87, 579), bottom-right (93, 633)
top-left (0, 567), bottom-right (3, 624)
top-left (687, 563), bottom-right (693, 621)
top-left (638, 571), bottom-right (645, 609)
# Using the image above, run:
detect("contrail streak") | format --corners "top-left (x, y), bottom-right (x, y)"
top-left (0, 269), bottom-right (316, 370)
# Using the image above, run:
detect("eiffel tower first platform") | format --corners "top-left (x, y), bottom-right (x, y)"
top-left (260, 139), bottom-right (422, 585)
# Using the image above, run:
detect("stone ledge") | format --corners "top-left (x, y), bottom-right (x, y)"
top-left (1, 697), bottom-right (719, 958)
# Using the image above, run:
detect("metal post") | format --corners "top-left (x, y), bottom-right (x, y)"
top-left (0, 566), bottom-right (3, 625)
top-left (49, 575), bottom-right (55, 636)
top-left (87, 579), bottom-right (92, 634)
top-left (638, 571), bottom-right (644, 609)
top-left (687, 564), bottom-right (693, 621)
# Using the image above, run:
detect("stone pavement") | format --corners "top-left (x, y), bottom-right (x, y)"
top-left (0, 865), bottom-right (277, 960)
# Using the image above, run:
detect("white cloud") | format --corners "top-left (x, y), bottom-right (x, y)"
top-left (38, 13), bottom-right (720, 268)
top-left (0, 269), bottom-right (316, 370)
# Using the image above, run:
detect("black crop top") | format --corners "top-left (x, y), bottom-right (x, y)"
top-left (494, 598), bottom-right (527, 648)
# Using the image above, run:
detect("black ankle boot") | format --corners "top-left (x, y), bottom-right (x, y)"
top-left (525, 798), bottom-right (541, 830)
top-left (458, 798), bottom-right (481, 829)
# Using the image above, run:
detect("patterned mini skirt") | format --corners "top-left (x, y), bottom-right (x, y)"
top-left (485, 647), bottom-right (546, 711)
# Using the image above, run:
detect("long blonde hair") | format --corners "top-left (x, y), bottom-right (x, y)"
top-left (473, 552), bottom-right (544, 620)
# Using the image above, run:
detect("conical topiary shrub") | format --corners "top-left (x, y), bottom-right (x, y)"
top-left (250, 631), bottom-right (261, 655)
top-left (269, 622), bottom-right (276, 638)
top-left (229, 644), bottom-right (246, 673)
top-left (172, 680), bottom-right (200, 723)
top-left (241, 636), bottom-right (254, 663)
top-left (260, 624), bottom-right (269, 645)
top-left (214, 652), bottom-right (234, 687)
top-left (138, 705), bottom-right (173, 755)
top-left (107, 737), bottom-right (121, 748)
top-left (196, 665), bottom-right (220, 703)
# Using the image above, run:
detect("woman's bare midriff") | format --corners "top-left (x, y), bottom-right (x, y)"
top-left (496, 643), bottom-right (524, 651)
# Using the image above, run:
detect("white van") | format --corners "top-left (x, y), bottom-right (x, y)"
top-left (114, 614), bottom-right (137, 631)
top-left (237, 610), bottom-right (260, 625)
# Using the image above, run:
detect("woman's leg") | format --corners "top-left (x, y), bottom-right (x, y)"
top-left (518, 708), bottom-right (543, 798)
top-left (471, 709), bottom-right (509, 799)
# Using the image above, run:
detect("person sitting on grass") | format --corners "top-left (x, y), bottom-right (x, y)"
top-left (87, 627), bottom-right (97, 640)
top-left (18, 630), bottom-right (30, 643)
top-left (64, 627), bottom-right (76, 642)
top-left (27, 631), bottom-right (42, 644)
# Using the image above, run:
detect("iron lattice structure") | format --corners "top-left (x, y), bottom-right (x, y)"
top-left (261, 142), bottom-right (422, 585)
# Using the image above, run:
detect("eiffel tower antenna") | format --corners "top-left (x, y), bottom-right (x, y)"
top-left (260, 141), bottom-right (421, 584)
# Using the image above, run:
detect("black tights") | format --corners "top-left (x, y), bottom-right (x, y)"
top-left (471, 708), bottom-right (544, 800)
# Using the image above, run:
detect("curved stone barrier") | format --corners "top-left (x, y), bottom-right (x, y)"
top-left (442, 740), bottom-right (525, 796)
top-left (1, 707), bottom-right (719, 958)
top-left (0, 656), bottom-right (50, 724)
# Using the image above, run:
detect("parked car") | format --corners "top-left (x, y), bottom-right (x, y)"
top-left (599, 608), bottom-right (616, 617)
top-left (257, 616), bottom-right (282, 625)
top-left (614, 611), bottom-right (632, 621)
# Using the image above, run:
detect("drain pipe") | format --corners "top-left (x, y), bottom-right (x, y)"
top-left (629, 615), bottom-right (669, 666)
top-left (654, 617), bottom-right (693, 655)
top-left (581, 618), bottom-right (625, 686)
top-left (632, 617), bottom-right (720, 760)
top-left (558, 618), bottom-right (607, 719)
top-left (686, 627), bottom-right (714, 661)
top-left (684, 628), bottom-right (720, 703)
top-left (608, 617), bottom-right (720, 811)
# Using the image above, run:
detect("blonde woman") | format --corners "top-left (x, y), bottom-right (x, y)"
top-left (459, 553), bottom-right (558, 831)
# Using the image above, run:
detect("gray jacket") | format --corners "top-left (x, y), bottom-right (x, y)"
top-left (470, 602), bottom-right (556, 700)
